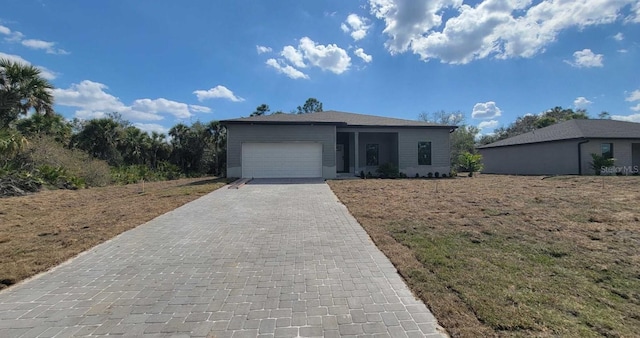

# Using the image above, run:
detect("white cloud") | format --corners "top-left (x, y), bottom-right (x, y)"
top-left (354, 48), bottom-right (373, 63)
top-left (0, 52), bottom-right (57, 80)
top-left (613, 32), bottom-right (624, 41)
top-left (298, 37), bottom-right (351, 74)
top-left (281, 46), bottom-right (306, 68)
top-left (618, 49), bottom-right (628, 53)
top-left (265, 58), bottom-right (309, 79)
top-left (20, 39), bottom-right (69, 55)
top-left (265, 37), bottom-right (351, 78)
top-left (611, 113), bottom-right (640, 122)
top-left (1, 24), bottom-right (68, 54)
top-left (189, 105), bottom-right (211, 113)
top-left (478, 120), bottom-right (499, 130)
top-left (625, 89), bottom-right (640, 102)
top-left (565, 49), bottom-right (603, 68)
top-left (134, 123), bottom-right (170, 135)
top-left (256, 45), bottom-right (272, 54)
top-left (54, 80), bottom-right (208, 121)
top-left (132, 98), bottom-right (197, 119)
top-left (573, 96), bottom-right (592, 109)
top-left (193, 85), bottom-right (244, 102)
top-left (472, 101), bottom-right (502, 119)
top-left (369, 0), bottom-right (634, 64)
top-left (341, 14), bottom-right (371, 41)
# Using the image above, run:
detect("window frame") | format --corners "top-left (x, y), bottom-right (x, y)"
top-left (418, 141), bottom-right (432, 165)
top-left (366, 144), bottom-right (379, 166)
top-left (601, 143), bottom-right (614, 159)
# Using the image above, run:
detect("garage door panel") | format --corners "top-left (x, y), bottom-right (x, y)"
top-left (242, 143), bottom-right (322, 178)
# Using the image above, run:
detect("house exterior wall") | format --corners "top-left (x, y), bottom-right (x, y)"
top-left (226, 124), bottom-right (336, 179)
top-left (398, 128), bottom-right (451, 177)
top-left (357, 132), bottom-right (398, 174)
top-left (336, 127), bottom-right (452, 177)
top-left (479, 140), bottom-right (579, 175)
top-left (478, 138), bottom-right (640, 175)
top-left (579, 139), bottom-right (640, 175)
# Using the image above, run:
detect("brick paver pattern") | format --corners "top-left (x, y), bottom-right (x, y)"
top-left (0, 179), bottom-right (446, 337)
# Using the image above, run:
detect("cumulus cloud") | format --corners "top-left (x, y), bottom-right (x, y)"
top-left (265, 59), bottom-right (309, 79)
top-left (256, 45), bottom-right (272, 54)
top-left (0, 52), bottom-right (57, 80)
top-left (478, 120), bottom-right (499, 130)
top-left (341, 14), bottom-right (371, 41)
top-left (354, 48), bottom-right (373, 63)
top-left (613, 32), bottom-right (624, 41)
top-left (281, 46), bottom-right (306, 68)
top-left (54, 80), bottom-right (209, 121)
top-left (0, 24), bottom-right (68, 54)
top-left (21, 39), bottom-right (69, 55)
top-left (368, 0), bottom-right (634, 64)
top-left (265, 37), bottom-right (351, 79)
top-left (573, 96), bottom-right (592, 109)
top-left (565, 49), bottom-right (603, 68)
top-left (472, 101), bottom-right (502, 119)
top-left (131, 98), bottom-right (210, 119)
top-left (133, 123), bottom-right (170, 135)
top-left (298, 37), bottom-right (351, 74)
top-left (611, 114), bottom-right (640, 122)
top-left (193, 85), bottom-right (244, 102)
top-left (626, 89), bottom-right (640, 112)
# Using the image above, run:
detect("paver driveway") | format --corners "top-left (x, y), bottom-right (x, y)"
top-left (0, 179), bottom-right (446, 337)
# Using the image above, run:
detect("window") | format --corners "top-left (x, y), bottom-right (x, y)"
top-left (601, 143), bottom-right (613, 159)
top-left (366, 144), bottom-right (378, 166)
top-left (418, 141), bottom-right (432, 165)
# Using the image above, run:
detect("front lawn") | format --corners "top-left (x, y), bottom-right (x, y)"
top-left (328, 175), bottom-right (640, 337)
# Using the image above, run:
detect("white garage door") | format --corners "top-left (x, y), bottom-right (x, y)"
top-left (242, 143), bottom-right (323, 178)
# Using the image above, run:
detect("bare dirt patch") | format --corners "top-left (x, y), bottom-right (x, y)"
top-left (328, 175), bottom-right (640, 337)
top-left (0, 177), bottom-right (230, 290)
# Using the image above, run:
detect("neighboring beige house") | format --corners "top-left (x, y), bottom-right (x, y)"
top-left (221, 111), bottom-right (457, 179)
top-left (477, 119), bottom-right (640, 175)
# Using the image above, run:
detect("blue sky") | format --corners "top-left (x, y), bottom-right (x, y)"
top-left (2, 0), bottom-right (639, 135)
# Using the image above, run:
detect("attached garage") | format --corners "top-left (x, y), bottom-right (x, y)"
top-left (241, 142), bottom-right (323, 178)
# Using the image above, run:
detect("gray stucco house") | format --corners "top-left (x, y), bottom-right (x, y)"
top-left (220, 111), bottom-right (457, 179)
top-left (477, 119), bottom-right (640, 175)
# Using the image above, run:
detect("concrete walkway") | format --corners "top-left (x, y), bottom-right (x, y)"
top-left (0, 179), bottom-right (446, 337)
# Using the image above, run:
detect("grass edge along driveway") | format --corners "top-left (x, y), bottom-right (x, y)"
top-left (328, 175), bottom-right (640, 337)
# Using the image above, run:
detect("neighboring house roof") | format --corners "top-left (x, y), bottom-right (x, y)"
top-left (221, 110), bottom-right (456, 129)
top-left (478, 119), bottom-right (640, 149)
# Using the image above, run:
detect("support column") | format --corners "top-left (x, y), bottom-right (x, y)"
top-left (354, 131), bottom-right (359, 175)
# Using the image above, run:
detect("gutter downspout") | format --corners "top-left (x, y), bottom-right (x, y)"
top-left (577, 139), bottom-right (589, 175)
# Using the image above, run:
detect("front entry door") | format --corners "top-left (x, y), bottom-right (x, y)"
top-left (336, 144), bottom-right (344, 172)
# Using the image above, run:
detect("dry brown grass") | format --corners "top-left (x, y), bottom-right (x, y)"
top-left (0, 177), bottom-right (230, 289)
top-left (328, 175), bottom-right (640, 337)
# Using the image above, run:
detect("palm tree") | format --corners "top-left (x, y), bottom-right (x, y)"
top-left (0, 59), bottom-right (54, 129)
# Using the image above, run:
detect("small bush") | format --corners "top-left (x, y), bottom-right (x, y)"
top-left (434, 172), bottom-right (440, 178)
top-left (19, 136), bottom-right (110, 187)
top-left (589, 153), bottom-right (615, 175)
top-left (376, 162), bottom-right (399, 179)
top-left (427, 172), bottom-right (433, 178)
top-left (415, 173), bottom-right (420, 178)
top-left (399, 172), bottom-right (407, 178)
top-left (360, 170), bottom-right (365, 179)
top-left (442, 173), bottom-right (447, 178)
top-left (366, 171), bottom-right (373, 179)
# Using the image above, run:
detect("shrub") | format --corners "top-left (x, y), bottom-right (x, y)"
top-left (360, 170), bottom-right (365, 179)
top-left (376, 162), bottom-right (399, 178)
top-left (415, 173), bottom-right (420, 178)
top-left (399, 172), bottom-right (407, 178)
top-left (441, 173), bottom-right (447, 178)
top-left (434, 172), bottom-right (440, 178)
top-left (427, 172), bottom-right (433, 178)
top-left (589, 153), bottom-right (615, 175)
top-left (19, 136), bottom-right (111, 187)
top-left (458, 152), bottom-right (483, 177)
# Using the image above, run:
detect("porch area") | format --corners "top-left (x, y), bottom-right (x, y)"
top-left (336, 131), bottom-right (398, 176)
